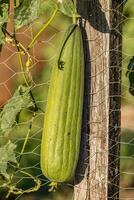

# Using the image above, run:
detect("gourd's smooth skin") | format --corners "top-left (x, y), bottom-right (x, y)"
top-left (41, 24), bottom-right (84, 183)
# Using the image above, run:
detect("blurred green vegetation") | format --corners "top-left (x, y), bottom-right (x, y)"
top-left (122, 0), bottom-right (134, 103)
top-left (120, 129), bottom-right (134, 187)
top-left (120, 0), bottom-right (134, 192)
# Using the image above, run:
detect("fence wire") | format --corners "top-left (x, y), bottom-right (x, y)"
top-left (0, 11), bottom-right (74, 199)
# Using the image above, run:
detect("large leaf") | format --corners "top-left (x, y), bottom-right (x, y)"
top-left (0, 140), bottom-right (17, 179)
top-left (14, 0), bottom-right (41, 29)
top-left (14, 0), bottom-right (57, 30)
top-left (0, 0), bottom-right (9, 49)
top-left (0, 85), bottom-right (34, 132)
top-left (45, 0), bottom-right (78, 18)
top-left (14, 0), bottom-right (78, 30)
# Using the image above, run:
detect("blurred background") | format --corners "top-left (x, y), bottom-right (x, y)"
top-left (0, 0), bottom-right (134, 199)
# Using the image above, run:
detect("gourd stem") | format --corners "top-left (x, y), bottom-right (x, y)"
top-left (72, 0), bottom-right (78, 24)
top-left (28, 8), bottom-right (58, 50)
top-left (72, 16), bottom-right (77, 24)
top-left (58, 24), bottom-right (77, 69)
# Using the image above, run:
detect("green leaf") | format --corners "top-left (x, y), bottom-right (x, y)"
top-left (14, 0), bottom-right (41, 29)
top-left (0, 140), bottom-right (17, 179)
top-left (59, 0), bottom-right (79, 18)
top-left (0, 85), bottom-right (34, 132)
top-left (37, 0), bottom-right (59, 18)
top-left (0, 1), bottom-right (9, 50)
top-left (14, 0), bottom-right (79, 30)
top-left (14, 0), bottom-right (23, 8)
top-left (14, 0), bottom-right (59, 30)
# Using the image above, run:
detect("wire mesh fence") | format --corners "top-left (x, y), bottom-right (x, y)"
top-left (0, 0), bottom-right (134, 200)
top-left (0, 5), bottom-right (73, 199)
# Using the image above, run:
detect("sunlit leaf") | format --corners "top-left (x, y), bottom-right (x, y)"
top-left (59, 0), bottom-right (79, 17)
top-left (14, 0), bottom-right (79, 30)
top-left (14, 0), bottom-right (58, 30)
top-left (14, 0), bottom-right (41, 29)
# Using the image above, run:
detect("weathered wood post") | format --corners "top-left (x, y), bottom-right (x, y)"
top-left (74, 0), bottom-right (123, 199)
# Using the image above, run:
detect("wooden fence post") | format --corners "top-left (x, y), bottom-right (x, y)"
top-left (74, 0), bottom-right (123, 199)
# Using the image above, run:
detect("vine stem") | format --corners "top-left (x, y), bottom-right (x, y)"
top-left (15, 39), bottom-right (32, 86)
top-left (18, 52), bottom-right (29, 87)
top-left (6, 170), bottom-right (42, 198)
top-left (17, 111), bottom-right (35, 168)
top-left (28, 8), bottom-right (58, 50)
top-left (5, 29), bottom-right (30, 86)
top-left (8, 0), bottom-right (30, 86)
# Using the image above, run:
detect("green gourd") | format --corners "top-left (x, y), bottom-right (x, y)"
top-left (41, 24), bottom-right (84, 183)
